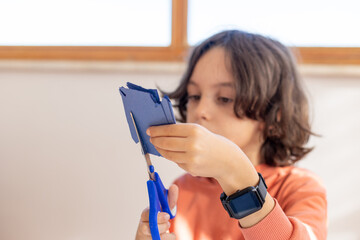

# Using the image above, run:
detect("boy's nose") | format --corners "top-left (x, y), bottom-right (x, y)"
top-left (195, 97), bottom-right (212, 121)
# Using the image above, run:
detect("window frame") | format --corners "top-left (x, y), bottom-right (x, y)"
top-left (0, 0), bottom-right (359, 65)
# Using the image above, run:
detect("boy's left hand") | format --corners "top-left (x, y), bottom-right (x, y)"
top-left (147, 123), bottom-right (252, 182)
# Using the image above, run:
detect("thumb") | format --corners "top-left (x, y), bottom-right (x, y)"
top-left (168, 184), bottom-right (179, 213)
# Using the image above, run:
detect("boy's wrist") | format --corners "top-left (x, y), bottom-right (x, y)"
top-left (215, 143), bottom-right (261, 195)
top-left (216, 161), bottom-right (259, 196)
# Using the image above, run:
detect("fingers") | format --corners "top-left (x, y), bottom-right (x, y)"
top-left (138, 221), bottom-right (171, 237)
top-left (147, 123), bottom-right (188, 137)
top-left (155, 148), bottom-right (187, 164)
top-left (147, 123), bottom-right (202, 138)
top-left (168, 184), bottom-right (179, 211)
top-left (150, 136), bottom-right (187, 152)
top-left (138, 211), bottom-right (171, 237)
top-left (140, 208), bottom-right (170, 223)
top-left (140, 207), bottom-right (150, 222)
top-left (137, 184), bottom-right (178, 239)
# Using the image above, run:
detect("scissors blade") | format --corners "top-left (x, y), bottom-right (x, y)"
top-left (129, 111), bottom-right (155, 180)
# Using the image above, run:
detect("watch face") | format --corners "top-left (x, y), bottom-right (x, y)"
top-left (228, 188), bottom-right (262, 218)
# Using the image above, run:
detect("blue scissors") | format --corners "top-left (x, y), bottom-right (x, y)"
top-left (130, 112), bottom-right (175, 240)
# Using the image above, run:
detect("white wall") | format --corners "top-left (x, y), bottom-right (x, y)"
top-left (0, 61), bottom-right (359, 240)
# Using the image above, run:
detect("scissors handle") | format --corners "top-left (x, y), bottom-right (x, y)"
top-left (147, 172), bottom-right (175, 240)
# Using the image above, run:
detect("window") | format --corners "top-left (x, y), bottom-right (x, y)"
top-left (0, 0), bottom-right (171, 46)
top-left (0, 0), bottom-right (359, 64)
top-left (188, 0), bottom-right (360, 47)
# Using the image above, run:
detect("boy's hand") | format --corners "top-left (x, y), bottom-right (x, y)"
top-left (135, 184), bottom-right (178, 240)
top-left (147, 123), bottom-right (259, 194)
top-left (147, 124), bottom-right (245, 178)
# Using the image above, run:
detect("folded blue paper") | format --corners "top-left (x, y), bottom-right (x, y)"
top-left (119, 82), bottom-right (176, 156)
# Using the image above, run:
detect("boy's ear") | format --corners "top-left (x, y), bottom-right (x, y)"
top-left (276, 110), bottom-right (281, 122)
top-left (260, 109), bottom-right (281, 131)
top-left (259, 121), bottom-right (266, 131)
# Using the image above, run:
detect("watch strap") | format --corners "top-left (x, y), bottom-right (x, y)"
top-left (255, 172), bottom-right (267, 202)
top-left (220, 172), bottom-right (268, 219)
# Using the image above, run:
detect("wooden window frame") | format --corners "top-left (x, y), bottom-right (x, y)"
top-left (0, 0), bottom-right (188, 62)
top-left (0, 0), bottom-right (359, 65)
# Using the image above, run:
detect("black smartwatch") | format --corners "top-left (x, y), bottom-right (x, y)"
top-left (220, 173), bottom-right (268, 219)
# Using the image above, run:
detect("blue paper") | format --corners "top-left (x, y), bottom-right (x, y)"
top-left (119, 82), bottom-right (176, 156)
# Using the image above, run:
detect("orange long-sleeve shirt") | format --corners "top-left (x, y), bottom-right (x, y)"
top-left (169, 164), bottom-right (327, 240)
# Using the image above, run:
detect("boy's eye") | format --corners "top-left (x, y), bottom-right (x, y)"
top-left (187, 95), bottom-right (200, 101)
top-left (218, 97), bottom-right (233, 104)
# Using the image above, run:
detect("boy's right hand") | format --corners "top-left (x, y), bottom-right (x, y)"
top-left (135, 184), bottom-right (178, 240)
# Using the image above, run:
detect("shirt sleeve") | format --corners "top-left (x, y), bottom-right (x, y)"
top-left (240, 171), bottom-right (327, 240)
top-left (240, 199), bottom-right (310, 240)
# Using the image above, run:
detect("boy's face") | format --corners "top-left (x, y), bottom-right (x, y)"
top-left (186, 47), bottom-right (263, 165)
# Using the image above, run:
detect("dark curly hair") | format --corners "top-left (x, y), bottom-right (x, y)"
top-left (165, 30), bottom-right (315, 166)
